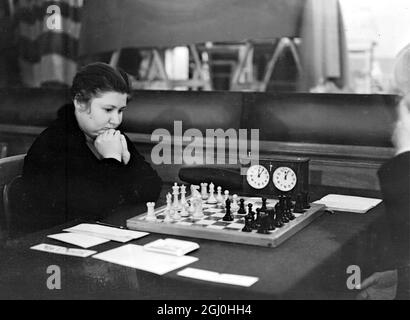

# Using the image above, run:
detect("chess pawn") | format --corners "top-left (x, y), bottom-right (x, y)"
top-left (164, 193), bottom-right (172, 214)
top-left (173, 208), bottom-right (182, 220)
top-left (188, 199), bottom-right (195, 215)
top-left (231, 194), bottom-right (239, 213)
top-left (200, 182), bottom-right (209, 200)
top-left (164, 207), bottom-right (173, 223)
top-left (207, 182), bottom-right (217, 204)
top-left (180, 204), bottom-right (189, 217)
top-left (224, 190), bottom-right (230, 203)
top-left (237, 198), bottom-right (246, 215)
top-left (216, 186), bottom-right (224, 206)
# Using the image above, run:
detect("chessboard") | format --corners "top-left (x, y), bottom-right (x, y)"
top-left (127, 186), bottom-right (325, 247)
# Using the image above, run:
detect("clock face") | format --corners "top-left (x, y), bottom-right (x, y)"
top-left (246, 165), bottom-right (270, 189)
top-left (272, 167), bottom-right (297, 192)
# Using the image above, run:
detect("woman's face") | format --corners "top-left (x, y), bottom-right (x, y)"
top-left (74, 91), bottom-right (127, 138)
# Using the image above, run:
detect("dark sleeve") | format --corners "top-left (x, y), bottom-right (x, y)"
top-left (119, 134), bottom-right (163, 204)
top-left (378, 151), bottom-right (410, 269)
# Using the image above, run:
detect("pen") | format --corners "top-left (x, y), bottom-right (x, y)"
top-left (95, 221), bottom-right (126, 229)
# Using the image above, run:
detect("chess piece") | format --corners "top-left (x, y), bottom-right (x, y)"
top-left (188, 199), bottom-right (195, 215)
top-left (261, 197), bottom-right (267, 212)
top-left (192, 196), bottom-right (204, 219)
top-left (254, 208), bottom-right (262, 229)
top-left (237, 198), bottom-right (246, 215)
top-left (180, 184), bottom-right (188, 209)
top-left (172, 183), bottom-right (180, 210)
top-left (231, 194), bottom-right (239, 213)
top-left (222, 199), bottom-right (234, 221)
top-left (293, 193), bottom-right (305, 213)
top-left (207, 182), bottom-right (217, 204)
top-left (180, 204), bottom-right (189, 217)
top-left (164, 207), bottom-right (173, 223)
top-left (216, 186), bottom-right (224, 206)
top-left (201, 182), bottom-right (209, 200)
top-left (224, 190), bottom-right (230, 203)
top-left (190, 185), bottom-right (200, 198)
top-left (145, 202), bottom-right (157, 221)
top-left (267, 208), bottom-right (276, 230)
top-left (165, 193), bottom-right (172, 214)
top-left (242, 214), bottom-right (253, 232)
top-left (257, 212), bottom-right (271, 234)
top-left (173, 208), bottom-right (182, 220)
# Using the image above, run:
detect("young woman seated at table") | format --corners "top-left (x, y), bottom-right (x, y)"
top-left (20, 63), bottom-right (162, 232)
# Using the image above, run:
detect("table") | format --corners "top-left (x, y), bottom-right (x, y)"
top-left (0, 185), bottom-right (388, 300)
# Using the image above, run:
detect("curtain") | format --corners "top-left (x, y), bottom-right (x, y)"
top-left (15, 0), bottom-right (83, 87)
top-left (299, 0), bottom-right (349, 91)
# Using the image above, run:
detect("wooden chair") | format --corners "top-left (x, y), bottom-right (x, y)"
top-left (0, 154), bottom-right (25, 241)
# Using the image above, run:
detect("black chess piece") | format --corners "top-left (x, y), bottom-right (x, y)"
top-left (247, 203), bottom-right (255, 228)
top-left (284, 196), bottom-right (295, 220)
top-left (242, 214), bottom-right (253, 232)
top-left (222, 199), bottom-right (234, 221)
top-left (293, 193), bottom-right (305, 213)
top-left (302, 191), bottom-right (311, 209)
top-left (254, 208), bottom-right (262, 229)
top-left (238, 198), bottom-right (246, 215)
top-left (274, 211), bottom-right (284, 228)
top-left (266, 208), bottom-right (276, 230)
top-left (276, 200), bottom-right (289, 224)
top-left (261, 197), bottom-right (267, 211)
top-left (257, 212), bottom-right (271, 234)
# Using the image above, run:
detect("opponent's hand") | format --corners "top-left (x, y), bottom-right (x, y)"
top-left (120, 134), bottom-right (131, 165)
top-left (94, 129), bottom-right (122, 162)
top-left (392, 94), bottom-right (410, 156)
top-left (356, 270), bottom-right (397, 300)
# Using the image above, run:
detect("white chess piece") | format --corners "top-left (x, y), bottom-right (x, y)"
top-left (180, 204), bottom-right (189, 217)
top-left (165, 193), bottom-right (172, 213)
top-left (173, 208), bottom-right (181, 220)
top-left (216, 186), bottom-right (224, 205)
top-left (207, 182), bottom-right (217, 204)
top-left (172, 183), bottom-right (180, 210)
top-left (190, 185), bottom-right (200, 198)
top-left (224, 190), bottom-right (230, 202)
top-left (192, 196), bottom-right (204, 219)
top-left (200, 182), bottom-right (208, 200)
top-left (145, 202), bottom-right (157, 221)
top-left (231, 194), bottom-right (239, 213)
top-left (180, 184), bottom-right (188, 208)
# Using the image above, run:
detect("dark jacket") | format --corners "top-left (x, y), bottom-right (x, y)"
top-left (378, 151), bottom-right (410, 299)
top-left (21, 104), bottom-right (162, 229)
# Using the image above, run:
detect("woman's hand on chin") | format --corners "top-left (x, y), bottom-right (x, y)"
top-left (94, 129), bottom-right (122, 162)
top-left (120, 134), bottom-right (131, 165)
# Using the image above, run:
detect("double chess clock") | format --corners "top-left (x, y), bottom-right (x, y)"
top-left (242, 156), bottom-right (309, 198)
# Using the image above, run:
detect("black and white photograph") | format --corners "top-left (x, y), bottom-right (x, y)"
top-left (0, 0), bottom-right (409, 305)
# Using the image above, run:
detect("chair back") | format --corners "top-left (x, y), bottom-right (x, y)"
top-left (0, 154), bottom-right (25, 240)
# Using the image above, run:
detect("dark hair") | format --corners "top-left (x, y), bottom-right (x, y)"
top-left (71, 62), bottom-right (131, 105)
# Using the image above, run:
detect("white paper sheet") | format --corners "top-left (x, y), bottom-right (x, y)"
top-left (92, 244), bottom-right (198, 275)
top-left (47, 232), bottom-right (110, 248)
top-left (177, 267), bottom-right (259, 287)
top-left (314, 194), bottom-right (382, 213)
top-left (30, 243), bottom-right (97, 257)
top-left (63, 223), bottom-right (149, 242)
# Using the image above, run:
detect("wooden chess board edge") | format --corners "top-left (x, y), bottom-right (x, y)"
top-left (126, 204), bottom-right (326, 248)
